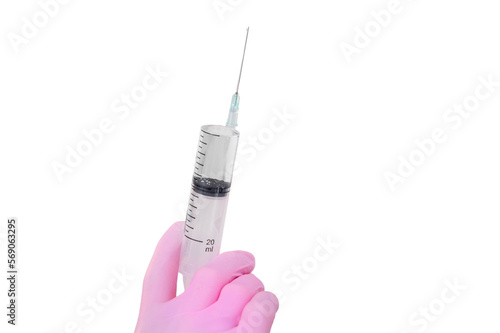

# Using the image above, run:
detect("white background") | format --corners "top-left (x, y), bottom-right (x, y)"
top-left (1, 0), bottom-right (500, 332)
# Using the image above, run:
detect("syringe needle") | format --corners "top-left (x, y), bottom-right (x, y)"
top-left (227, 27), bottom-right (250, 128)
top-left (236, 27), bottom-right (249, 93)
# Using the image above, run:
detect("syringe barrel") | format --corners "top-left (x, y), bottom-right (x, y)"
top-left (179, 125), bottom-right (239, 287)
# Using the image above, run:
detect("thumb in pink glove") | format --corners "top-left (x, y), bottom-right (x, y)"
top-left (135, 221), bottom-right (279, 333)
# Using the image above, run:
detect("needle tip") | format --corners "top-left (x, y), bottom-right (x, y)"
top-left (236, 28), bottom-right (250, 93)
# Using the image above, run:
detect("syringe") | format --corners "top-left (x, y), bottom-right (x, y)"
top-left (179, 28), bottom-right (250, 288)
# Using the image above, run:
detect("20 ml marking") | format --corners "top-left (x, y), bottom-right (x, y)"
top-left (205, 239), bottom-right (215, 253)
top-left (6, 217), bottom-right (17, 325)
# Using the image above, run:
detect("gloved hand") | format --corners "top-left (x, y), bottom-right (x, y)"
top-left (135, 221), bottom-right (279, 333)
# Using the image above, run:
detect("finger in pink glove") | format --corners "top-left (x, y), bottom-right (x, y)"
top-left (135, 221), bottom-right (279, 333)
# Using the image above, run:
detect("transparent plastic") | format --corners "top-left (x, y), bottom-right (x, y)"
top-left (179, 125), bottom-right (240, 287)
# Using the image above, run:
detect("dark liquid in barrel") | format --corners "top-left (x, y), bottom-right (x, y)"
top-left (192, 177), bottom-right (231, 197)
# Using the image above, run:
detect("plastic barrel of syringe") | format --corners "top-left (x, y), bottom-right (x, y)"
top-left (180, 125), bottom-right (239, 287)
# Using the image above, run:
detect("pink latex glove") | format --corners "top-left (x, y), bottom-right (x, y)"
top-left (135, 221), bottom-right (279, 333)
